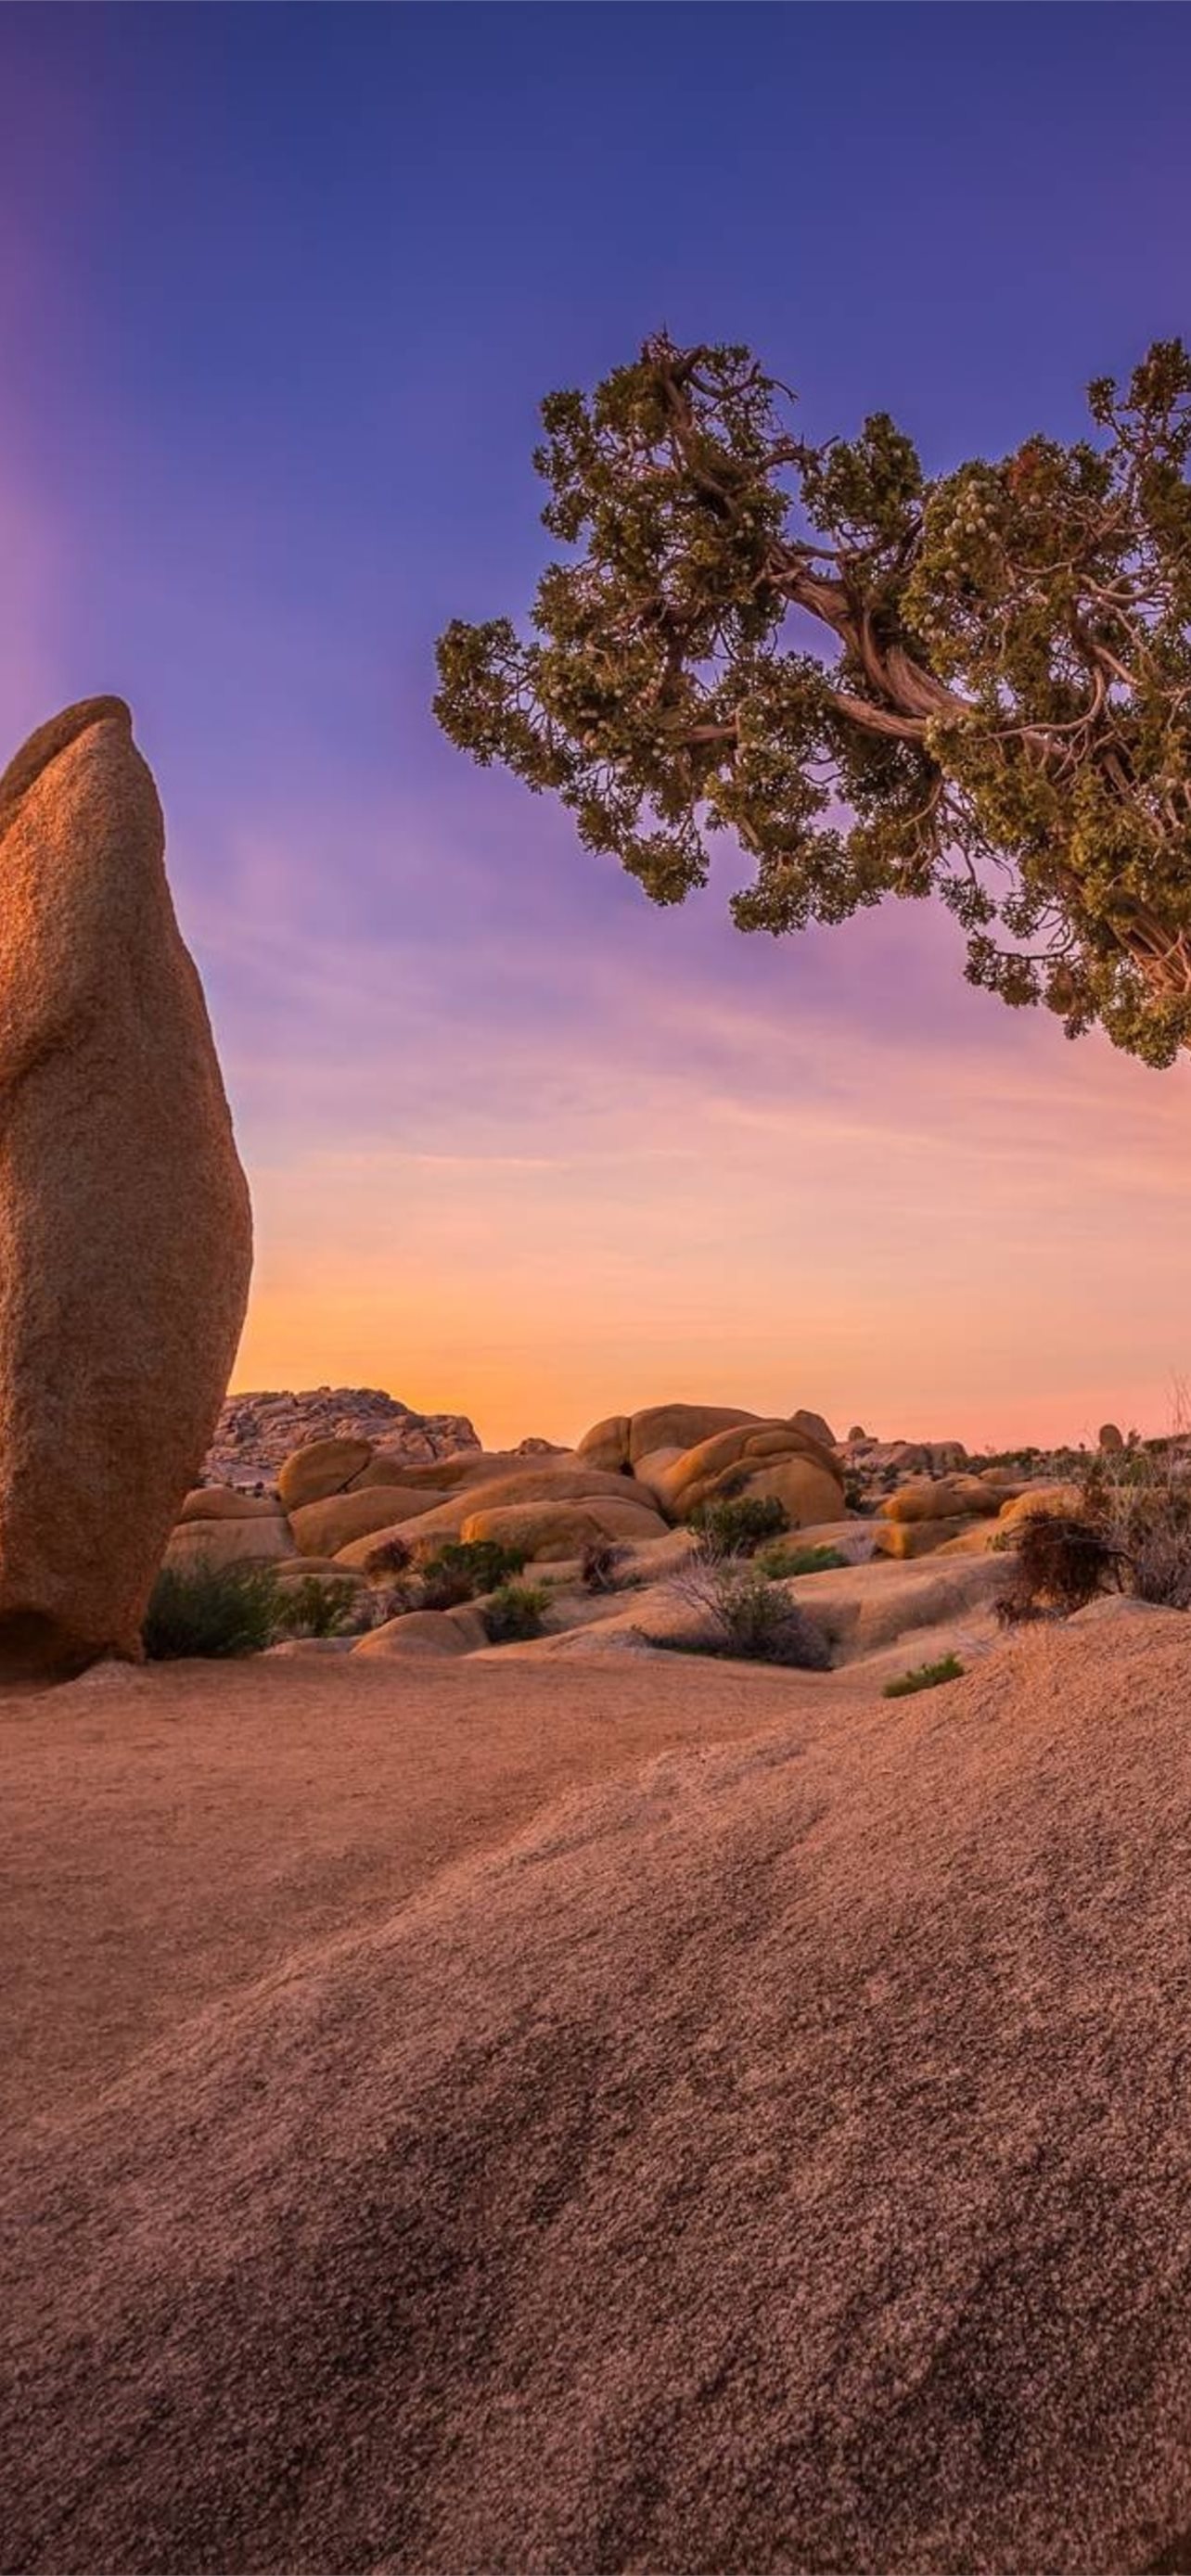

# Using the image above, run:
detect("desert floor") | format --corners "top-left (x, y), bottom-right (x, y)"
top-left (6, 1623), bottom-right (1191, 2575)
top-left (2, 1649), bottom-right (833, 2132)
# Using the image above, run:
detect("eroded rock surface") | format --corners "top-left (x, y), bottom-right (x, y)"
top-left (206, 1387), bottom-right (479, 1488)
top-left (0, 698), bottom-right (251, 1676)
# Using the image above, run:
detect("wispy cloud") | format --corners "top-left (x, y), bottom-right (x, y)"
top-left (205, 781), bottom-right (1191, 1450)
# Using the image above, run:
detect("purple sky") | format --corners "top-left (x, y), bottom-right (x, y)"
top-left (3, 3), bottom-right (1190, 1447)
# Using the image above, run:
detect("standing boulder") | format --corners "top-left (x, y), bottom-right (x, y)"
top-left (0, 697), bottom-right (252, 1677)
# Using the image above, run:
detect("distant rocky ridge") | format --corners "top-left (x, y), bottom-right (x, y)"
top-left (205, 1388), bottom-right (482, 1489)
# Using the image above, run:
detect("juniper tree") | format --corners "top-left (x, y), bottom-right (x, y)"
top-left (435, 336), bottom-right (1191, 1065)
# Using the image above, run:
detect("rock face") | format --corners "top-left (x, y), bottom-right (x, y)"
top-left (460, 1495), bottom-right (668, 1561)
top-left (578, 1404), bottom-right (758, 1473)
top-left (206, 1387), bottom-right (479, 1489)
top-left (276, 1436), bottom-right (376, 1513)
top-left (881, 1475), bottom-right (1002, 1524)
top-left (576, 1404), bottom-right (846, 1528)
top-left (164, 1516), bottom-right (293, 1576)
top-left (288, 1486), bottom-right (450, 1559)
top-left (0, 698), bottom-right (252, 1677)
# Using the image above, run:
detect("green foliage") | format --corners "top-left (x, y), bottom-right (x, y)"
top-left (280, 1575), bottom-right (359, 1639)
top-left (419, 1537), bottom-right (529, 1608)
top-left (142, 1560), bottom-right (282, 1661)
top-left (662, 1555), bottom-right (832, 1667)
top-left (979, 1444), bottom-right (1087, 1480)
top-left (883, 1653), bottom-right (966, 1699)
top-left (480, 1580), bottom-right (551, 1644)
top-left (757, 1540), bottom-right (849, 1576)
top-left (689, 1492), bottom-right (790, 1555)
top-left (418, 1562), bottom-right (472, 1611)
top-left (437, 335), bottom-right (1191, 1065)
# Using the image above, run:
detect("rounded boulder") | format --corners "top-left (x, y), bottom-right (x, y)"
top-left (289, 1486), bottom-right (448, 1559)
top-left (461, 1496), bottom-right (668, 1562)
top-left (163, 1517), bottom-right (295, 1575)
top-left (276, 1437), bottom-right (375, 1513)
top-left (996, 1484), bottom-right (1085, 1530)
top-left (883, 1476), bottom-right (1002, 1524)
top-left (178, 1487), bottom-right (281, 1523)
top-left (651, 1420), bottom-right (844, 1527)
top-left (351, 1607), bottom-right (486, 1659)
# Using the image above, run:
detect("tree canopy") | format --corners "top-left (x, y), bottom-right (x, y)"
top-left (434, 336), bottom-right (1191, 1065)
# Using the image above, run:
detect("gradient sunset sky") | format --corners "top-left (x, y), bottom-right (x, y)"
top-left (3, 2), bottom-right (1190, 1450)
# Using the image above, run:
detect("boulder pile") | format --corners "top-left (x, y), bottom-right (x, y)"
top-left (171, 1401), bottom-right (849, 1586)
top-left (173, 1403), bottom-right (1139, 1617)
top-left (204, 1387), bottom-right (480, 1488)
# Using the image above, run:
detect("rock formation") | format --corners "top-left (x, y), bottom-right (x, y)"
top-left (0, 697), bottom-right (251, 1676)
top-left (573, 1404), bottom-right (847, 1526)
top-left (12, 1616), bottom-right (1191, 2573)
top-left (205, 1387), bottom-right (480, 1488)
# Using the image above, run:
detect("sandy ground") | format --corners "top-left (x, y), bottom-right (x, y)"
top-left (6, 1617), bottom-right (1191, 2576)
top-left (2, 1647), bottom-right (835, 2134)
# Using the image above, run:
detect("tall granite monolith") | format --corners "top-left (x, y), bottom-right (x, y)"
top-left (0, 697), bottom-right (252, 1676)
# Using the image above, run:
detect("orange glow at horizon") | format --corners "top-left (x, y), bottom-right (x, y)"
top-left (225, 980), bottom-right (1191, 1457)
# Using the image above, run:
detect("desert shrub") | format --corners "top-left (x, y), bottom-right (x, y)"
top-left (278, 1575), bottom-right (360, 1639)
top-left (480, 1580), bottom-right (551, 1644)
top-left (142, 1560), bottom-right (282, 1660)
top-left (842, 1472), bottom-right (872, 1514)
top-left (419, 1561), bottom-right (475, 1610)
top-left (688, 1493), bottom-right (789, 1557)
top-left (995, 1513), bottom-right (1124, 1624)
top-left (1123, 1509), bottom-right (1191, 1609)
top-left (419, 1537), bottom-right (529, 1607)
top-left (661, 1555), bottom-right (831, 1668)
top-left (362, 1534), bottom-right (413, 1579)
top-left (366, 1582), bottom-right (418, 1626)
top-left (580, 1538), bottom-right (628, 1593)
top-left (757, 1540), bottom-right (848, 1578)
top-left (1082, 1444), bottom-right (1191, 1608)
top-left (883, 1654), bottom-right (965, 1700)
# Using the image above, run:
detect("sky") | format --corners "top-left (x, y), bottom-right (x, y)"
top-left (1, 1), bottom-right (1189, 1451)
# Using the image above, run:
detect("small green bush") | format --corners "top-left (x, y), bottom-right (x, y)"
top-left (757, 1540), bottom-right (848, 1578)
top-left (280, 1575), bottom-right (359, 1639)
top-left (480, 1580), bottom-right (551, 1644)
top-left (420, 1537), bottom-right (529, 1607)
top-left (142, 1560), bottom-right (282, 1660)
top-left (419, 1561), bottom-right (476, 1611)
top-left (882, 1653), bottom-right (966, 1699)
top-left (662, 1556), bottom-right (831, 1668)
top-left (689, 1493), bottom-right (789, 1557)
